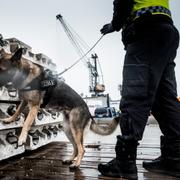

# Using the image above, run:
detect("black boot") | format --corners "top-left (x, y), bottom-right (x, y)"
top-left (143, 135), bottom-right (180, 177)
top-left (98, 135), bottom-right (139, 180)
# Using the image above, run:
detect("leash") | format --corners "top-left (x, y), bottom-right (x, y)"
top-left (58, 34), bottom-right (104, 76)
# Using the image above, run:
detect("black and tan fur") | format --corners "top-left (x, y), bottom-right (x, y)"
top-left (0, 48), bottom-right (119, 169)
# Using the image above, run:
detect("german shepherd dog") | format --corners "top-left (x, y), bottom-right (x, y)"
top-left (0, 48), bottom-right (119, 169)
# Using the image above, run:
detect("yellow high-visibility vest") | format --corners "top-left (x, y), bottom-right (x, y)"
top-left (132, 0), bottom-right (171, 19)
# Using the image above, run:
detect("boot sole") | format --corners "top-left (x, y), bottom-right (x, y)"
top-left (100, 171), bottom-right (138, 180)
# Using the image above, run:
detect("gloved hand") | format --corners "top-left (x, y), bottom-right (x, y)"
top-left (100, 23), bottom-right (115, 35)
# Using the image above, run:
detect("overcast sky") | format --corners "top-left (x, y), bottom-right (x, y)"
top-left (0, 0), bottom-right (180, 99)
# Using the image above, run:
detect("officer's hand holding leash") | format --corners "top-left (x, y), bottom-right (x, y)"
top-left (100, 23), bottom-right (115, 35)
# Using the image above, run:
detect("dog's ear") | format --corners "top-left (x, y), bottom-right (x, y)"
top-left (0, 48), bottom-right (6, 59)
top-left (10, 48), bottom-right (23, 64)
top-left (0, 48), bottom-right (12, 70)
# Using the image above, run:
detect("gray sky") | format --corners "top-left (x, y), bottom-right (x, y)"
top-left (0, 0), bottom-right (180, 99)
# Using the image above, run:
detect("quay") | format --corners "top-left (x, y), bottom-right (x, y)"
top-left (0, 124), bottom-right (178, 180)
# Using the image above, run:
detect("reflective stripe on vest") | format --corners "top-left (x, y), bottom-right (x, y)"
top-left (133, 0), bottom-right (169, 12)
top-left (132, 5), bottom-right (171, 20)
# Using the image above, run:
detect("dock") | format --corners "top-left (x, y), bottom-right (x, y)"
top-left (0, 124), bottom-right (178, 180)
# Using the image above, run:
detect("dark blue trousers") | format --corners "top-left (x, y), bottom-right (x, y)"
top-left (120, 21), bottom-right (180, 140)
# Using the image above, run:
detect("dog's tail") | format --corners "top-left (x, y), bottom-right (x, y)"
top-left (90, 116), bottom-right (120, 135)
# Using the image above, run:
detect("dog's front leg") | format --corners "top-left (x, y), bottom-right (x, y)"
top-left (0, 100), bottom-right (27, 123)
top-left (18, 104), bottom-right (39, 146)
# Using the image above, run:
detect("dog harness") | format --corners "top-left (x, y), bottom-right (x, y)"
top-left (20, 70), bottom-right (57, 92)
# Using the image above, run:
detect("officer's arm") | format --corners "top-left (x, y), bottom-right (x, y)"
top-left (111, 0), bottom-right (134, 31)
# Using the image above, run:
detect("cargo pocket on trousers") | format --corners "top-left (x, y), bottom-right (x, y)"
top-left (122, 64), bottom-right (149, 98)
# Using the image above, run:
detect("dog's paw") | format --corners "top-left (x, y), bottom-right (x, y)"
top-left (0, 118), bottom-right (14, 123)
top-left (69, 163), bottom-right (79, 171)
top-left (18, 133), bottom-right (28, 146)
top-left (18, 138), bottom-right (25, 146)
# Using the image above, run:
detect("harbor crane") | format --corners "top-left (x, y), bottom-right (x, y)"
top-left (56, 14), bottom-right (105, 96)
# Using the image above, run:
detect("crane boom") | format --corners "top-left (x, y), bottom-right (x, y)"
top-left (56, 14), bottom-right (105, 95)
top-left (56, 14), bottom-right (89, 66)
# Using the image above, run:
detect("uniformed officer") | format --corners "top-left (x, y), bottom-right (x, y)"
top-left (98, 0), bottom-right (180, 179)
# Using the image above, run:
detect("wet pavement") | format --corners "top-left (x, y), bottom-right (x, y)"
top-left (0, 124), bottom-right (177, 180)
